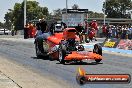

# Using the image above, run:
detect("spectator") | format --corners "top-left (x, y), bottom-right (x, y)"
top-left (88, 27), bottom-right (95, 42)
top-left (108, 26), bottom-right (112, 38)
top-left (91, 20), bottom-right (98, 40)
top-left (102, 25), bottom-right (107, 37)
top-left (35, 18), bottom-right (51, 53)
top-left (40, 18), bottom-right (48, 33)
top-left (28, 22), bottom-right (34, 38)
top-left (35, 19), bottom-right (42, 37)
top-left (24, 24), bottom-right (29, 39)
top-left (116, 26), bottom-right (121, 38)
top-left (128, 26), bottom-right (132, 39)
top-left (75, 24), bottom-right (84, 43)
top-left (122, 25), bottom-right (128, 39)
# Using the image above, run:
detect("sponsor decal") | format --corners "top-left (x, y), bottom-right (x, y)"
top-left (104, 41), bottom-right (116, 48)
top-left (117, 39), bottom-right (132, 50)
top-left (76, 67), bottom-right (131, 85)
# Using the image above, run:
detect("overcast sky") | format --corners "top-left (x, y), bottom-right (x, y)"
top-left (0, 0), bottom-right (104, 22)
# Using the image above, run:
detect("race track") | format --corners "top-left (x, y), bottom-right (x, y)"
top-left (0, 38), bottom-right (131, 88)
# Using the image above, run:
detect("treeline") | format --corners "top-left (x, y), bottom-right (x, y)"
top-left (0, 0), bottom-right (131, 30)
top-left (3, 1), bottom-right (48, 31)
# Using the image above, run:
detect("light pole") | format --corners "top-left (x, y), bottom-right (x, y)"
top-left (66, 0), bottom-right (68, 27)
top-left (66, 0), bottom-right (68, 13)
top-left (24, 0), bottom-right (27, 27)
top-left (104, 0), bottom-right (106, 25)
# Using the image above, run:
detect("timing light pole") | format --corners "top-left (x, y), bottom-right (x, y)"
top-left (24, 0), bottom-right (27, 27)
top-left (66, 0), bottom-right (68, 14)
top-left (66, 0), bottom-right (68, 27)
top-left (104, 0), bottom-right (106, 25)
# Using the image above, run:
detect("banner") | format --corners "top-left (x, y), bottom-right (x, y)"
top-left (117, 39), bottom-right (132, 50)
top-left (76, 67), bottom-right (131, 85)
top-left (103, 38), bottom-right (120, 48)
top-left (62, 9), bottom-right (88, 27)
top-left (67, 9), bottom-right (88, 13)
top-left (62, 14), bottom-right (84, 27)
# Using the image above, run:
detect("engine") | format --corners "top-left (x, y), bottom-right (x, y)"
top-left (66, 38), bottom-right (77, 51)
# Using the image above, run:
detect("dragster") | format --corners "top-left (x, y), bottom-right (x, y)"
top-left (34, 27), bottom-right (103, 64)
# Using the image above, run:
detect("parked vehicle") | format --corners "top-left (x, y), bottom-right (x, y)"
top-left (0, 29), bottom-right (11, 35)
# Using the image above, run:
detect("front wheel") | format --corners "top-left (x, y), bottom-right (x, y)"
top-left (93, 44), bottom-right (102, 63)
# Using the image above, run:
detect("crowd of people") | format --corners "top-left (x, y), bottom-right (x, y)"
top-left (101, 25), bottom-right (132, 39)
top-left (24, 22), bottom-right (36, 39)
top-left (74, 20), bottom-right (132, 43)
top-left (24, 18), bottom-right (131, 43)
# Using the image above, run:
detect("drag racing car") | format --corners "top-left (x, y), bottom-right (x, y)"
top-left (34, 27), bottom-right (102, 64)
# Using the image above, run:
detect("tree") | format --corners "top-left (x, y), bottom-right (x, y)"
top-left (52, 4), bottom-right (104, 20)
top-left (53, 8), bottom-right (62, 19)
top-left (4, 10), bottom-right (14, 30)
top-left (26, 1), bottom-right (48, 21)
top-left (0, 22), bottom-right (4, 28)
top-left (4, 1), bottom-right (49, 31)
top-left (53, 8), bottom-right (70, 20)
top-left (72, 4), bottom-right (79, 9)
top-left (103, 0), bottom-right (132, 18)
top-left (13, 3), bottom-right (23, 31)
top-left (88, 11), bottom-right (104, 18)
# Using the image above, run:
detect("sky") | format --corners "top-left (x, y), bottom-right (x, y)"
top-left (0, 0), bottom-right (104, 22)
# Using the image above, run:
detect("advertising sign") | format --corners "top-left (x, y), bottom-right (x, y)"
top-left (62, 9), bottom-right (88, 27)
top-left (117, 39), bottom-right (132, 50)
top-left (76, 67), bottom-right (131, 85)
top-left (103, 38), bottom-right (120, 48)
top-left (62, 14), bottom-right (84, 27)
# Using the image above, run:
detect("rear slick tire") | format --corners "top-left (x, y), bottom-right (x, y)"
top-left (35, 42), bottom-right (43, 59)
